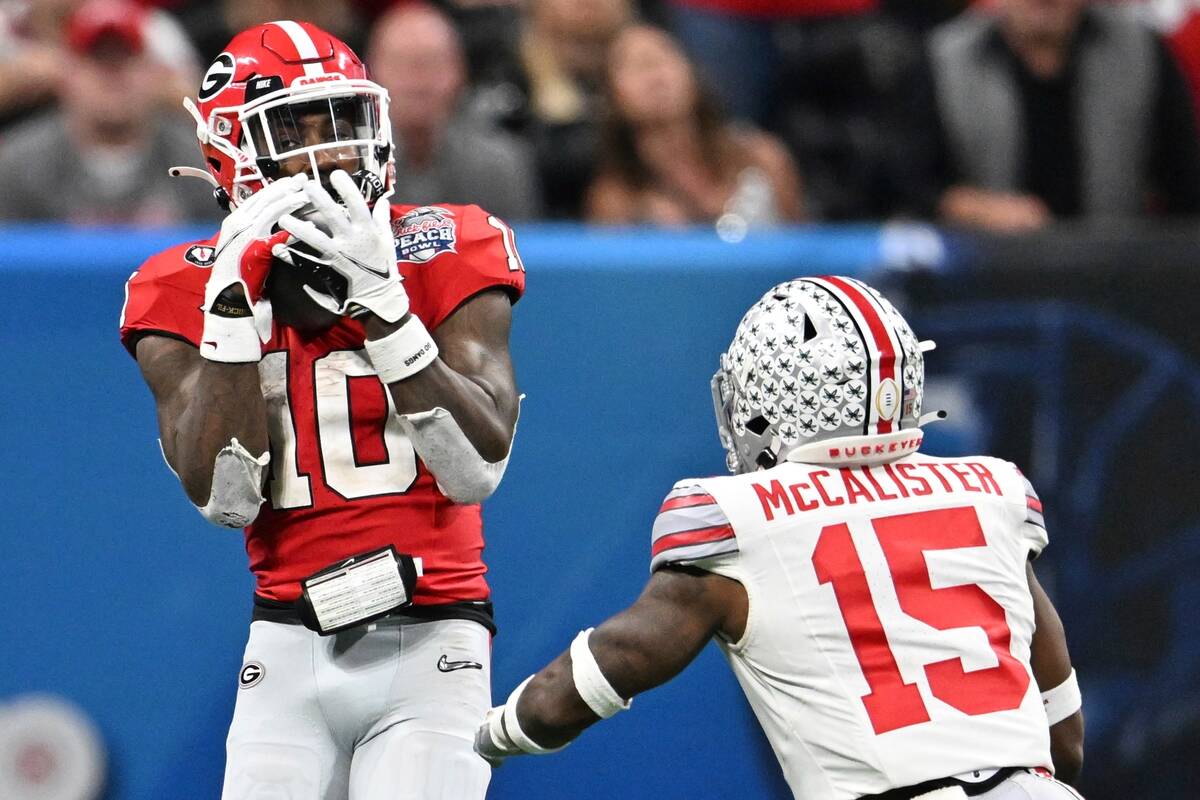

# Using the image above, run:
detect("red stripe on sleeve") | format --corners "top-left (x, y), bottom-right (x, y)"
top-left (659, 493), bottom-right (718, 513)
top-left (1027, 496), bottom-right (1043, 513)
top-left (651, 524), bottom-right (735, 557)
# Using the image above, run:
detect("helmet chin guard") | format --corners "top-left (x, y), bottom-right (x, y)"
top-left (713, 276), bottom-right (942, 473)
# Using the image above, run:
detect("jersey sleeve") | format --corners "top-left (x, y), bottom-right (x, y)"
top-left (396, 204), bottom-right (526, 331)
top-left (1013, 465), bottom-right (1049, 557)
top-left (118, 242), bottom-right (210, 358)
top-left (650, 480), bottom-right (739, 573)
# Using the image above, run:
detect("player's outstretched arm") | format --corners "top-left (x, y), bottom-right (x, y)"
top-left (136, 336), bottom-right (269, 520)
top-left (1027, 561), bottom-right (1085, 784)
top-left (476, 566), bottom-right (747, 763)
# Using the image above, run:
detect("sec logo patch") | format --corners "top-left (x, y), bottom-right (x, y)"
top-left (239, 661), bottom-right (265, 689)
top-left (185, 244), bottom-right (217, 267)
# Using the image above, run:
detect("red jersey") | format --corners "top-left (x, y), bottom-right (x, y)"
top-left (120, 203), bottom-right (525, 605)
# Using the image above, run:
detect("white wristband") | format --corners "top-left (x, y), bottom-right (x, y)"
top-left (570, 628), bottom-right (631, 719)
top-left (200, 313), bottom-right (261, 363)
top-left (497, 676), bottom-right (564, 755)
top-left (1041, 668), bottom-right (1082, 725)
top-left (365, 314), bottom-right (438, 384)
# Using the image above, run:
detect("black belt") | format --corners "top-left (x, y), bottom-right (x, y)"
top-left (252, 595), bottom-right (497, 636)
top-left (859, 767), bottom-right (1022, 800)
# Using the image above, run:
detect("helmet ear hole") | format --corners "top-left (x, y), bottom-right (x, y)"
top-left (746, 416), bottom-right (770, 436)
top-left (803, 315), bottom-right (818, 342)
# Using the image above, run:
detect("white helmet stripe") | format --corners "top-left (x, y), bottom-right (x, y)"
top-left (271, 20), bottom-right (326, 77)
top-left (809, 276), bottom-right (904, 435)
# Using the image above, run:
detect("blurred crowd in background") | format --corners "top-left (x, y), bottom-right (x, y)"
top-left (0, 0), bottom-right (1197, 232)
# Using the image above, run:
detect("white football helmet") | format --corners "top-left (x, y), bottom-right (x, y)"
top-left (712, 276), bottom-right (938, 472)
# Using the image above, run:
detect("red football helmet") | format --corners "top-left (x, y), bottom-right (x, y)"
top-left (180, 20), bottom-right (393, 207)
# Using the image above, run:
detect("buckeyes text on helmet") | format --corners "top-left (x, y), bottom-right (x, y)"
top-left (711, 276), bottom-right (937, 473)
top-left (186, 20), bottom-right (394, 207)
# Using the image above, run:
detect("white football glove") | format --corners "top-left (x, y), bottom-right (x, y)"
top-left (474, 705), bottom-right (522, 768)
top-left (200, 173), bottom-right (310, 362)
top-left (472, 679), bottom-right (566, 768)
top-left (278, 170), bottom-right (410, 323)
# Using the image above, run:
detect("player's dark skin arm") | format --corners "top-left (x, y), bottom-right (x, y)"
top-left (135, 329), bottom-right (268, 506)
top-left (514, 566), bottom-right (749, 748)
top-left (363, 288), bottom-right (519, 462)
top-left (1027, 560), bottom-right (1085, 785)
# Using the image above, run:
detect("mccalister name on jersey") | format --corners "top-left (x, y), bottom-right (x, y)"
top-left (753, 460), bottom-right (1004, 521)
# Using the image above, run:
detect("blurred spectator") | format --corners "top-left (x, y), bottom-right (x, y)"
top-left (1134, 0), bottom-right (1200, 129)
top-left (667, 0), bottom-right (878, 126)
top-left (0, 0), bottom-right (76, 126)
top-left (0, 0), bottom-right (198, 129)
top-left (368, 2), bottom-right (541, 220)
top-left (175, 0), bottom-right (360, 62)
top-left (664, 1), bottom-right (960, 219)
top-left (0, 0), bottom-right (220, 223)
top-left (587, 24), bottom-right (804, 229)
top-left (918, 0), bottom-right (1200, 232)
top-left (517, 0), bottom-right (633, 218)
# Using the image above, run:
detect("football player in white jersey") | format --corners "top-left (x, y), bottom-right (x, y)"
top-left (476, 276), bottom-right (1086, 800)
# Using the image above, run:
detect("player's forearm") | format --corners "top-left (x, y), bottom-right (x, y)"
top-left (171, 361), bottom-right (269, 505)
top-left (365, 315), bottom-right (516, 462)
top-left (1049, 713), bottom-right (1084, 785)
top-left (516, 652), bottom-right (602, 748)
top-left (514, 582), bottom-right (718, 748)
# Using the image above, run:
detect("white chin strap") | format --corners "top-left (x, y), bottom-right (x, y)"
top-left (397, 397), bottom-right (522, 505)
top-left (168, 165), bottom-right (220, 188)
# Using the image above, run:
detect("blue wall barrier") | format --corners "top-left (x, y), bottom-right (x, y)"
top-left (3, 223), bottom-right (905, 799)
top-left (3, 223), bottom-right (1192, 799)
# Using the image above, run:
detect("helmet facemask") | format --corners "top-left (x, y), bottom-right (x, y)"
top-left (240, 85), bottom-right (391, 195)
top-left (182, 77), bottom-right (393, 208)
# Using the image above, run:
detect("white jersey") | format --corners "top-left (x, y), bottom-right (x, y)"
top-left (650, 453), bottom-right (1053, 800)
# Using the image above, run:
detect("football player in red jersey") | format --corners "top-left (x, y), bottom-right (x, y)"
top-left (119, 21), bottom-right (524, 800)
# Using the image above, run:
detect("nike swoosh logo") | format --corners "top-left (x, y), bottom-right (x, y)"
top-left (344, 253), bottom-right (391, 280)
top-left (437, 654), bottom-right (483, 673)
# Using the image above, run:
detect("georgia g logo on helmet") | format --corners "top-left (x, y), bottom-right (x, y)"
top-left (198, 53), bottom-right (235, 102)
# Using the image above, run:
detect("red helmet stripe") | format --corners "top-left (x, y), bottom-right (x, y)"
top-left (271, 20), bottom-right (326, 77)
top-left (813, 276), bottom-right (901, 434)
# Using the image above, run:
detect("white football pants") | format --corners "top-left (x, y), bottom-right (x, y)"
top-left (221, 617), bottom-right (492, 800)
top-left (973, 770), bottom-right (1085, 800)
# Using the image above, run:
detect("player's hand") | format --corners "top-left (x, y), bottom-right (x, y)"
top-left (203, 174), bottom-right (310, 318)
top-left (278, 170), bottom-right (409, 323)
top-left (200, 174), bottom-right (310, 362)
top-left (473, 706), bottom-right (522, 768)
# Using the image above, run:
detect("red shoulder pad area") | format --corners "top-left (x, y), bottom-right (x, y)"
top-left (391, 203), bottom-right (526, 331)
top-left (119, 236), bottom-right (219, 358)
